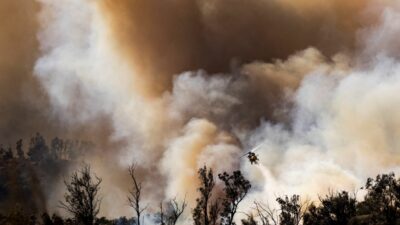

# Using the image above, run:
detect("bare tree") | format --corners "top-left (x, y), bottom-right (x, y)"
top-left (167, 197), bottom-right (187, 225)
top-left (253, 201), bottom-right (279, 225)
top-left (253, 195), bottom-right (309, 225)
top-left (128, 164), bottom-right (147, 225)
top-left (158, 197), bottom-right (188, 225)
top-left (60, 165), bottom-right (102, 225)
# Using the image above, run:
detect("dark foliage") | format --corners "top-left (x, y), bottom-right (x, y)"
top-left (16, 139), bottom-right (24, 159)
top-left (358, 173), bottom-right (400, 225)
top-left (52, 214), bottom-right (66, 225)
top-left (24, 133), bottom-right (94, 163)
top-left (193, 166), bottom-right (219, 225)
top-left (219, 171), bottom-right (251, 225)
top-left (276, 195), bottom-right (304, 225)
top-left (110, 216), bottom-right (136, 225)
top-left (41, 212), bottom-right (66, 225)
top-left (0, 133), bottom-right (94, 215)
top-left (1, 206), bottom-right (36, 225)
top-left (303, 191), bottom-right (356, 225)
top-left (241, 214), bottom-right (258, 225)
top-left (60, 165), bottom-right (102, 225)
top-left (28, 132), bottom-right (49, 162)
top-left (42, 212), bottom-right (54, 225)
top-left (5, 136), bottom-right (400, 225)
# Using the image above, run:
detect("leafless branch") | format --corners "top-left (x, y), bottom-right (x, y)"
top-left (128, 163), bottom-right (146, 225)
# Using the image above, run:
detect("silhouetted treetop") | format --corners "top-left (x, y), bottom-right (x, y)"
top-left (219, 171), bottom-right (251, 225)
top-left (60, 165), bottom-right (102, 225)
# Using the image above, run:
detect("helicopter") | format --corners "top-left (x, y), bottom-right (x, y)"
top-left (240, 144), bottom-right (262, 164)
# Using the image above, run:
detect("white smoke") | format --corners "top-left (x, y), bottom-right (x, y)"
top-left (160, 119), bottom-right (240, 202)
top-left (35, 0), bottom-right (176, 217)
top-left (33, 0), bottom-right (400, 223)
top-left (238, 3), bottom-right (400, 216)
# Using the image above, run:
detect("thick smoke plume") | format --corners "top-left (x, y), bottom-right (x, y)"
top-left (98, 0), bottom-right (368, 96)
top-left (3, 0), bottom-right (400, 222)
top-left (0, 0), bottom-right (116, 149)
top-left (0, 0), bottom-right (51, 143)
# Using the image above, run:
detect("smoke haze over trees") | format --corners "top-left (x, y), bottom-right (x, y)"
top-left (4, 0), bottom-right (400, 224)
top-left (3, 158), bottom-right (400, 225)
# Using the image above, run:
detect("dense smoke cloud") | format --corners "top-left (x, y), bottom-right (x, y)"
top-left (168, 48), bottom-right (350, 130)
top-left (0, 0), bottom-right (52, 143)
top-left (33, 0), bottom-right (400, 219)
top-left (240, 2), bottom-right (400, 213)
top-left (0, 0), bottom-right (115, 145)
top-left (3, 0), bottom-right (400, 222)
top-left (98, 0), bottom-right (369, 96)
top-left (161, 119), bottom-right (240, 203)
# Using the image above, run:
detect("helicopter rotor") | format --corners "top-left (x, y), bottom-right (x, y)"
top-left (239, 144), bottom-right (263, 158)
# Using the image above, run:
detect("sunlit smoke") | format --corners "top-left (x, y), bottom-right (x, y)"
top-left (5, 0), bottom-right (398, 222)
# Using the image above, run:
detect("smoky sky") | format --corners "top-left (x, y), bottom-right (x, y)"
top-left (0, 0), bottom-right (50, 143)
top-left (3, 0), bottom-right (400, 219)
top-left (0, 0), bottom-right (117, 147)
top-left (0, 0), bottom-right (372, 141)
top-left (99, 0), bottom-right (369, 96)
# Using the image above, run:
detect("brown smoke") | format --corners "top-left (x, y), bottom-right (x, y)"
top-left (4, 0), bottom-right (400, 221)
top-left (0, 0), bottom-right (48, 142)
top-left (0, 0), bottom-right (101, 142)
top-left (99, 0), bottom-right (369, 97)
top-left (167, 48), bottom-right (350, 133)
top-left (0, 0), bottom-right (118, 214)
top-left (32, 0), bottom-right (390, 218)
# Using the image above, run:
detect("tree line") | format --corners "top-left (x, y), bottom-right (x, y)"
top-left (0, 133), bottom-right (95, 216)
top-left (0, 133), bottom-right (94, 162)
top-left (1, 133), bottom-right (400, 225)
top-left (2, 162), bottom-right (400, 225)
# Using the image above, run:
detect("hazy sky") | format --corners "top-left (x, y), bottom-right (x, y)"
top-left (3, 0), bottom-right (400, 220)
